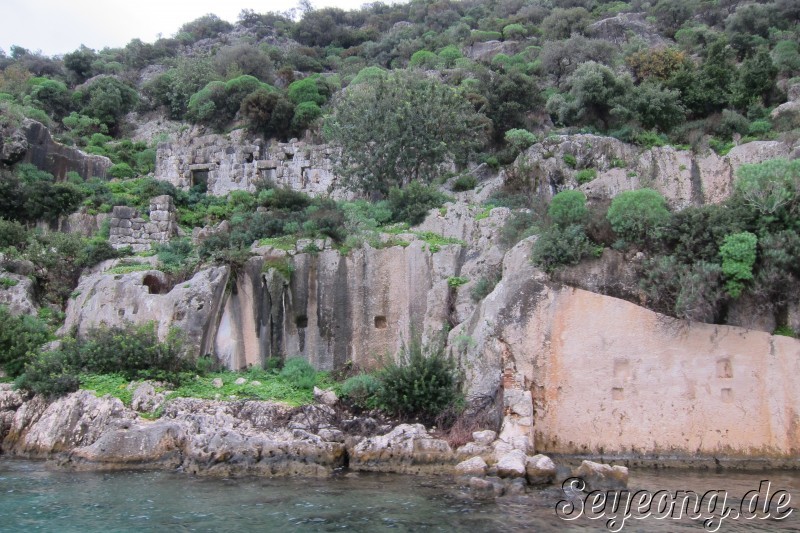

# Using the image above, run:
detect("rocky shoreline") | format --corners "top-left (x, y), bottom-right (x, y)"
top-left (0, 384), bottom-right (630, 497)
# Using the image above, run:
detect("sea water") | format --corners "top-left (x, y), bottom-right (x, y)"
top-left (0, 458), bottom-right (798, 532)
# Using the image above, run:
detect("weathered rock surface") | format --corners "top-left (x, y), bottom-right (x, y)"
top-left (573, 460), bottom-right (629, 490)
top-left (0, 270), bottom-right (38, 316)
top-left (495, 449), bottom-right (527, 479)
top-left (216, 239), bottom-right (464, 371)
top-left (472, 430), bottom-right (497, 446)
top-left (526, 454), bottom-right (557, 486)
top-left (350, 423), bottom-right (455, 474)
top-left (130, 382), bottom-right (166, 413)
top-left (587, 12), bottom-right (667, 46)
top-left (0, 126), bottom-right (28, 165)
top-left (0, 392), bottom-right (462, 477)
top-left (464, 40), bottom-right (521, 62)
top-left (62, 265), bottom-right (229, 358)
top-left (455, 456), bottom-right (488, 476)
top-left (313, 387), bottom-right (338, 406)
top-left (4, 391), bottom-right (136, 457)
top-left (15, 119), bottom-right (112, 180)
top-left (451, 236), bottom-right (800, 464)
top-left (515, 134), bottom-right (791, 208)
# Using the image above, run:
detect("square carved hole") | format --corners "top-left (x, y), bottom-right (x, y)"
top-left (374, 316), bottom-right (387, 329)
top-left (295, 315), bottom-right (308, 329)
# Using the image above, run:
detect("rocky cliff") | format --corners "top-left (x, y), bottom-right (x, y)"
top-left (512, 134), bottom-right (793, 208)
top-left (450, 237), bottom-right (800, 466)
top-left (1, 119), bottom-right (112, 180)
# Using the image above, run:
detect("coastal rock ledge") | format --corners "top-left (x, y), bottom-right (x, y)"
top-left (0, 390), bottom-right (463, 477)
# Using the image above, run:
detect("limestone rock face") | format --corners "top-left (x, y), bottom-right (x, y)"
top-left (573, 460), bottom-right (629, 490)
top-left (464, 40), bottom-right (520, 62)
top-left (350, 424), bottom-right (455, 474)
top-left (156, 129), bottom-right (346, 198)
top-left (6, 391), bottom-right (136, 457)
top-left (472, 430), bottom-right (497, 446)
top-left (217, 240), bottom-right (464, 371)
top-left (0, 390), bottom-right (25, 411)
top-left (130, 382), bottom-right (166, 413)
top-left (514, 134), bottom-right (791, 208)
top-left (58, 211), bottom-right (109, 237)
top-left (62, 265), bottom-right (229, 359)
top-left (70, 421), bottom-right (186, 469)
top-left (587, 12), bottom-right (667, 46)
top-left (452, 239), bottom-right (800, 463)
top-left (0, 127), bottom-right (28, 165)
top-left (18, 119), bottom-right (112, 180)
top-left (313, 387), bottom-right (338, 406)
top-left (0, 270), bottom-right (38, 316)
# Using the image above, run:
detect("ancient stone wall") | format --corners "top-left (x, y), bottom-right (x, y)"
top-left (108, 195), bottom-right (178, 252)
top-left (155, 128), bottom-right (345, 198)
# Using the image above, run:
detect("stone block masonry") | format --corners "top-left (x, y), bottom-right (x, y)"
top-left (155, 128), bottom-right (347, 199)
top-left (109, 195), bottom-right (178, 252)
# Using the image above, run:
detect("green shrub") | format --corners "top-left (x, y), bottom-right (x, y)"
top-left (532, 224), bottom-right (597, 272)
top-left (280, 357), bottom-right (317, 390)
top-left (500, 209), bottom-right (538, 246)
top-left (575, 168), bottom-right (597, 184)
top-left (562, 153), bottom-right (577, 168)
top-left (108, 163), bottom-right (135, 179)
top-left (504, 128), bottom-right (537, 152)
top-left (0, 218), bottom-right (28, 250)
top-left (470, 274), bottom-right (500, 302)
top-left (377, 338), bottom-right (462, 424)
top-left (0, 277), bottom-right (19, 288)
top-left (291, 101), bottom-right (322, 131)
top-left (155, 238), bottom-right (196, 276)
top-left (0, 305), bottom-right (51, 377)
top-left (388, 181), bottom-right (448, 226)
top-left (15, 350), bottom-right (80, 398)
top-left (774, 326), bottom-right (797, 338)
top-left (735, 158), bottom-right (800, 215)
top-left (606, 188), bottom-right (670, 247)
top-left (341, 373), bottom-right (382, 410)
top-left (549, 190), bottom-right (588, 227)
top-left (641, 255), bottom-right (724, 322)
top-left (452, 175), bottom-right (477, 192)
top-left (748, 119), bottom-right (772, 136)
top-left (447, 276), bottom-right (469, 288)
top-left (720, 231), bottom-right (758, 298)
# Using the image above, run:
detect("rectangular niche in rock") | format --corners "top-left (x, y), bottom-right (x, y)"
top-left (191, 168), bottom-right (209, 192)
top-left (296, 315), bottom-right (308, 329)
top-left (374, 316), bottom-right (387, 329)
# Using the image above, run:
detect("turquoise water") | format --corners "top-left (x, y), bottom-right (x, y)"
top-left (0, 459), bottom-right (798, 532)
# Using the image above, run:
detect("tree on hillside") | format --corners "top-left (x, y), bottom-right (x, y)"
top-left (324, 70), bottom-right (487, 195)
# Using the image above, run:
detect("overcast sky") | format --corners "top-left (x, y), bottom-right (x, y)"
top-left (2, 0), bottom-right (377, 57)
